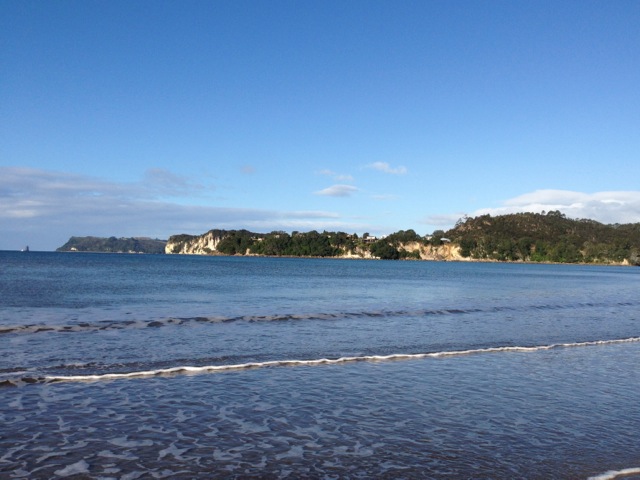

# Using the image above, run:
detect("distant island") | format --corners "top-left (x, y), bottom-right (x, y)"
top-left (56, 212), bottom-right (640, 265)
top-left (57, 236), bottom-right (166, 254)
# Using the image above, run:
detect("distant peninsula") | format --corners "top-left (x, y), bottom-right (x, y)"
top-left (57, 236), bottom-right (166, 254)
top-left (56, 212), bottom-right (640, 265)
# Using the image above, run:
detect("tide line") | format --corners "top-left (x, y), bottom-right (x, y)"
top-left (37, 337), bottom-right (640, 384)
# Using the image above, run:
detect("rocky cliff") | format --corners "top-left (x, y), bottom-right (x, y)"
top-left (165, 231), bottom-right (226, 255)
top-left (411, 243), bottom-right (466, 261)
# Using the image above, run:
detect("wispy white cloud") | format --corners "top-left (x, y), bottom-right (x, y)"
top-left (335, 174), bottom-right (354, 181)
top-left (142, 168), bottom-right (207, 197)
top-left (314, 184), bottom-right (358, 197)
top-left (240, 165), bottom-right (255, 175)
top-left (0, 166), bottom-right (211, 204)
top-left (367, 162), bottom-right (407, 175)
top-left (0, 167), bottom-right (361, 250)
top-left (316, 169), bottom-right (353, 182)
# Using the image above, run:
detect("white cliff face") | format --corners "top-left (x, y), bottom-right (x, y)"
top-left (341, 247), bottom-right (374, 259)
top-left (416, 243), bottom-right (466, 261)
top-left (165, 231), bottom-right (225, 255)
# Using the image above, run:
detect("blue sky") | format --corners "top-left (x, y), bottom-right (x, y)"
top-left (2, 0), bottom-right (639, 251)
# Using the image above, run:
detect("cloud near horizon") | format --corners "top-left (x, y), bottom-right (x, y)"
top-left (424, 190), bottom-right (640, 230)
top-left (477, 190), bottom-right (640, 224)
top-left (0, 167), bottom-right (361, 250)
top-left (366, 162), bottom-right (407, 175)
top-left (4, 168), bottom-right (638, 250)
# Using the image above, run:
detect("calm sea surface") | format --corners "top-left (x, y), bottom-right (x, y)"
top-left (1, 251), bottom-right (639, 479)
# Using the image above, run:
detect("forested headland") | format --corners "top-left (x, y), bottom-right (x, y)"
top-left (165, 211), bottom-right (640, 265)
top-left (446, 211), bottom-right (640, 264)
top-left (56, 236), bottom-right (167, 254)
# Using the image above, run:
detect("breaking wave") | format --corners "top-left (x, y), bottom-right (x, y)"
top-left (588, 467), bottom-right (640, 480)
top-left (3, 337), bottom-right (638, 388)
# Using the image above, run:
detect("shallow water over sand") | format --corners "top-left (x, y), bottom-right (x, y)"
top-left (1, 252), bottom-right (639, 478)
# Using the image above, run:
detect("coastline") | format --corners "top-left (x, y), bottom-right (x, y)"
top-left (46, 249), bottom-right (635, 267)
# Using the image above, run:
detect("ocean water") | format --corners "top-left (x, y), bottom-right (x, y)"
top-left (1, 251), bottom-right (639, 479)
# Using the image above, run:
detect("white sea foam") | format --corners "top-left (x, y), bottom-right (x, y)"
top-left (97, 450), bottom-right (139, 460)
top-left (108, 436), bottom-right (154, 448)
top-left (43, 337), bottom-right (640, 384)
top-left (54, 459), bottom-right (90, 477)
top-left (588, 467), bottom-right (640, 480)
